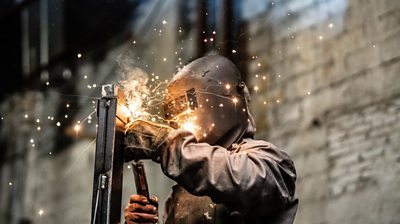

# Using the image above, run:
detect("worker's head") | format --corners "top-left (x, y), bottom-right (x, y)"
top-left (162, 55), bottom-right (255, 147)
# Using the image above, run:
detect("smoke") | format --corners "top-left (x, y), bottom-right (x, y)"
top-left (116, 54), bottom-right (150, 120)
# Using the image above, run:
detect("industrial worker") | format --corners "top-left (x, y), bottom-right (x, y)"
top-left (123, 55), bottom-right (298, 224)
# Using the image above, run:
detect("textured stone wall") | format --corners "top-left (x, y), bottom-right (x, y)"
top-left (246, 0), bottom-right (400, 223)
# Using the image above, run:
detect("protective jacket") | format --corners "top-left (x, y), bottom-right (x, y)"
top-left (160, 131), bottom-right (298, 224)
top-left (124, 55), bottom-right (298, 223)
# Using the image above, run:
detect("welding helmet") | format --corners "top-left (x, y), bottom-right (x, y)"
top-left (163, 55), bottom-right (255, 148)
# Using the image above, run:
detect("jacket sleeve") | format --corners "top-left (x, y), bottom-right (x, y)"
top-left (159, 130), bottom-right (297, 217)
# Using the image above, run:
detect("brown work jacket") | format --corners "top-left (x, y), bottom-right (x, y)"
top-left (160, 132), bottom-right (298, 224)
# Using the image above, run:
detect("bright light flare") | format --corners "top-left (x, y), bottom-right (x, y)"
top-left (181, 121), bottom-right (196, 133)
top-left (118, 103), bottom-right (132, 119)
top-left (74, 124), bottom-right (81, 132)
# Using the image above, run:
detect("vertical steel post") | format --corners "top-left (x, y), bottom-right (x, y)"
top-left (195, 0), bottom-right (207, 58)
top-left (219, 0), bottom-right (233, 58)
top-left (91, 84), bottom-right (124, 224)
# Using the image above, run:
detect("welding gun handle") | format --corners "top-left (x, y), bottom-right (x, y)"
top-left (131, 160), bottom-right (150, 199)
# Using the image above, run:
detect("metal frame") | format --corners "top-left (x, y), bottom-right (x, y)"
top-left (91, 84), bottom-right (125, 224)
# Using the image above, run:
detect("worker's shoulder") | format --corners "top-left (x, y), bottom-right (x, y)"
top-left (240, 138), bottom-right (278, 150)
top-left (239, 138), bottom-right (292, 160)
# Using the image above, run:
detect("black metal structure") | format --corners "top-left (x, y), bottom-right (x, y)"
top-left (91, 84), bottom-right (125, 224)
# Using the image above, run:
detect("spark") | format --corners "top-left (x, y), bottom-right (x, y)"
top-left (319, 35), bottom-right (324, 40)
top-left (254, 86), bottom-right (259, 92)
top-left (38, 209), bottom-right (44, 216)
top-left (56, 122), bottom-right (61, 127)
top-left (46, 82), bottom-right (50, 86)
top-left (74, 124), bottom-right (81, 132)
top-left (162, 20), bottom-right (167, 25)
top-left (225, 84), bottom-right (231, 90)
top-left (36, 119), bottom-right (40, 123)
top-left (329, 23), bottom-right (334, 28)
top-left (232, 97), bottom-right (238, 104)
top-left (30, 139), bottom-right (34, 143)
top-left (37, 126), bottom-right (41, 131)
top-left (24, 114), bottom-right (29, 119)
top-left (9, 182), bottom-right (12, 186)
top-left (232, 50), bottom-right (237, 53)
top-left (66, 104), bottom-right (70, 108)
top-left (307, 91), bottom-right (311, 95)
top-left (182, 122), bottom-right (196, 133)
top-left (77, 53), bottom-right (82, 58)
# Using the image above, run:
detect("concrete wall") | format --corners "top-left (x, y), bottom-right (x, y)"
top-left (246, 0), bottom-right (400, 223)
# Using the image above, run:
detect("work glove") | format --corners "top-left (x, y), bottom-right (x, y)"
top-left (124, 119), bottom-right (173, 162)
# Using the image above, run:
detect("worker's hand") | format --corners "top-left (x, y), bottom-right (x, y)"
top-left (125, 194), bottom-right (159, 224)
top-left (124, 119), bottom-right (173, 162)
